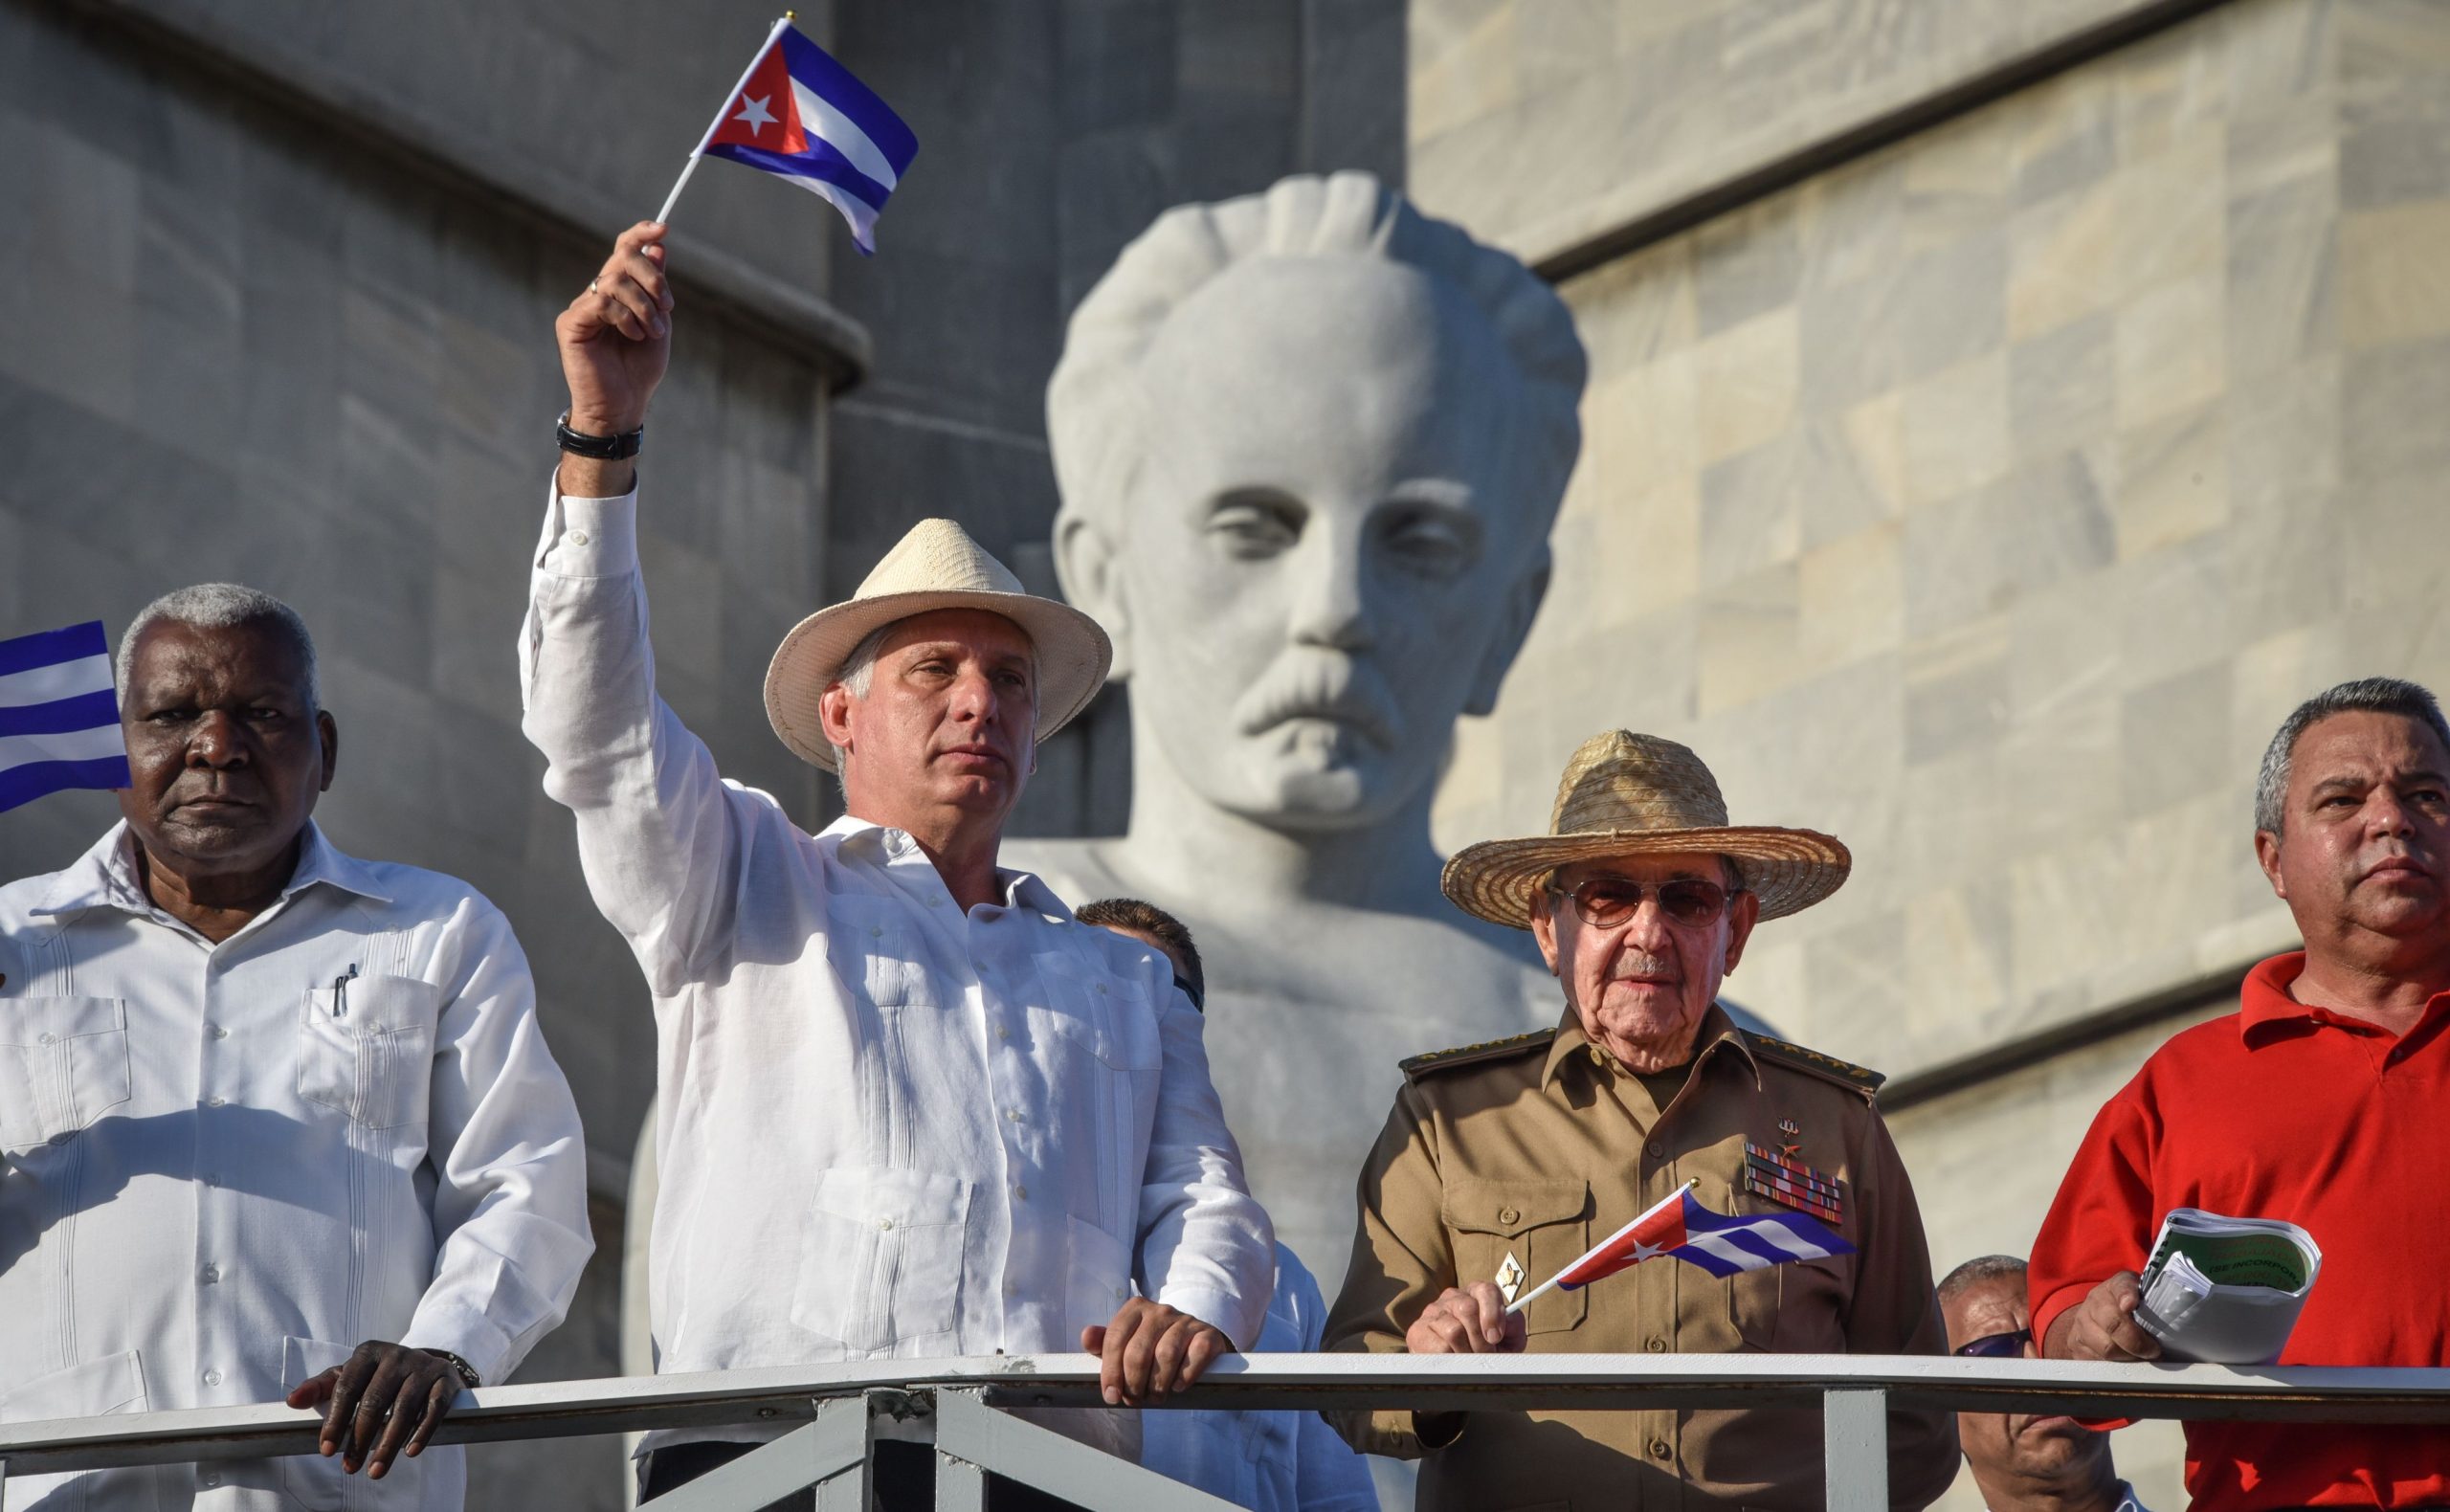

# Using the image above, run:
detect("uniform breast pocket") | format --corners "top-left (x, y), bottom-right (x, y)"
top-left (1443, 1178), bottom-right (1590, 1336)
top-left (296, 974), bottom-right (440, 1130)
top-left (0, 996), bottom-right (131, 1154)
top-left (1729, 1253), bottom-right (1851, 1352)
top-left (1030, 951), bottom-right (1161, 1072)
top-left (791, 1166), bottom-right (973, 1354)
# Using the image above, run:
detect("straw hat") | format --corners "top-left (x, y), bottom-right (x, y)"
top-left (764, 519), bottom-right (1114, 771)
top-left (1441, 730), bottom-right (1851, 929)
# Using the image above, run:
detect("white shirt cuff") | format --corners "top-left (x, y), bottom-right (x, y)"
top-left (535, 482), bottom-right (639, 578)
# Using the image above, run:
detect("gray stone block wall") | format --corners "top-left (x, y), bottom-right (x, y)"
top-left (0, 6), bottom-right (835, 1506)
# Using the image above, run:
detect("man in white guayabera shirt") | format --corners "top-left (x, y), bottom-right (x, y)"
top-left (0, 585), bottom-right (593, 1511)
top-left (522, 222), bottom-right (1274, 1511)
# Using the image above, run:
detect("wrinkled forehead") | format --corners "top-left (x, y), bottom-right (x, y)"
top-left (1550, 854), bottom-right (1734, 889)
top-left (127, 618), bottom-right (308, 698)
top-left (875, 608), bottom-right (1036, 664)
top-left (1134, 257), bottom-right (1528, 500)
top-left (1942, 1278), bottom-right (2029, 1346)
top-left (2289, 710), bottom-right (2450, 791)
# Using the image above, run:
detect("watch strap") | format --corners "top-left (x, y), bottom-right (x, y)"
top-left (556, 409), bottom-right (644, 460)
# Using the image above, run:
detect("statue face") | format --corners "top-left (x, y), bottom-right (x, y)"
top-left (1100, 256), bottom-right (1551, 832)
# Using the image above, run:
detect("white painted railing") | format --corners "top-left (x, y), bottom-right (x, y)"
top-left (5, 1354), bottom-right (2448, 1510)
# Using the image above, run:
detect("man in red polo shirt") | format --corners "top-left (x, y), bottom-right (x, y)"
top-left (2030, 676), bottom-right (2450, 1509)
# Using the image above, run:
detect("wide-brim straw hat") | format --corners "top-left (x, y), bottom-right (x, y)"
top-left (765, 518), bottom-right (1114, 771)
top-left (1441, 730), bottom-right (1851, 929)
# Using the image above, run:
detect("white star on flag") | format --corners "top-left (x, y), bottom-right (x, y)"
top-left (732, 93), bottom-right (777, 136)
top-left (1629, 1240), bottom-right (1667, 1261)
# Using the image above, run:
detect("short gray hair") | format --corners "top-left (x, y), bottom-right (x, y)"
top-left (2254, 678), bottom-right (2450, 836)
top-left (1938, 1254), bottom-right (2027, 1307)
top-left (116, 584), bottom-right (320, 710)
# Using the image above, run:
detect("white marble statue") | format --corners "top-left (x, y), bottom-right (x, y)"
top-left (1006, 171), bottom-right (1591, 1285)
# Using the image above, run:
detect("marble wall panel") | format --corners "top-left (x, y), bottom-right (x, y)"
top-left (1433, 0), bottom-right (2450, 1090)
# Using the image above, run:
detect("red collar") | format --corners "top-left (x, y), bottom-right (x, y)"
top-left (2239, 950), bottom-right (2450, 1042)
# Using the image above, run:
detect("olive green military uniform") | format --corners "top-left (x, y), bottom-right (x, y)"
top-left (1323, 1004), bottom-right (1957, 1512)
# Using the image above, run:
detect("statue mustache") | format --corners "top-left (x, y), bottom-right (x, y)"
top-left (1230, 652), bottom-right (1403, 752)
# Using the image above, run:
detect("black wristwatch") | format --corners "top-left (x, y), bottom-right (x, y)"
top-left (425, 1349), bottom-right (482, 1390)
top-left (556, 409), bottom-right (644, 460)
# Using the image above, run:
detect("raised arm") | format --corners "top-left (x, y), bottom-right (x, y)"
top-left (520, 225), bottom-right (786, 988)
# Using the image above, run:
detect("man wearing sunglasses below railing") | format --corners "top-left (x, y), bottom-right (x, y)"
top-left (1940, 1256), bottom-right (2148, 1512)
top-left (1324, 730), bottom-right (1958, 1511)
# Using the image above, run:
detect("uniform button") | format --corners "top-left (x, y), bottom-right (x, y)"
top-left (200, 1473), bottom-right (221, 1488)
top-left (202, 1368), bottom-right (223, 1387)
top-left (208, 1023), bottom-right (230, 1040)
top-left (878, 1218), bottom-right (894, 1233)
top-left (1006, 1108), bottom-right (1022, 1122)
top-left (1095, 983), bottom-right (1108, 995)
top-left (203, 1173), bottom-right (222, 1188)
top-left (568, 529), bottom-right (591, 546)
top-left (1646, 1337), bottom-right (1666, 1353)
top-left (1498, 1208), bottom-right (1520, 1227)
top-left (205, 1096), bottom-right (227, 1109)
top-left (1013, 1184), bottom-right (1027, 1201)
top-left (995, 1025), bottom-right (1012, 1041)
top-left (36, 1033), bottom-right (54, 1045)
top-left (199, 1264), bottom-right (221, 1284)
top-left (870, 926), bottom-right (883, 939)
top-left (1649, 1438), bottom-right (1672, 1460)
top-left (1644, 1141), bottom-right (1663, 1159)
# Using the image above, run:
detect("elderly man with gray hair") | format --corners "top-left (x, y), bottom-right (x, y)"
top-left (0, 584), bottom-right (594, 1510)
top-left (2032, 676), bottom-right (2450, 1510)
top-left (1937, 1256), bottom-right (2145, 1512)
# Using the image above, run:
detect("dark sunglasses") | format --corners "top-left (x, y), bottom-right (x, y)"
top-left (1953, 1327), bottom-right (2032, 1359)
top-left (1545, 875), bottom-right (1736, 929)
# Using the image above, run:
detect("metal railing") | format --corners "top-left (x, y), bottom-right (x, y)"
top-left (5, 1354), bottom-right (2449, 1510)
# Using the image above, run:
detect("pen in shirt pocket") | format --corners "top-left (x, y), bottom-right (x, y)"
top-left (331, 963), bottom-right (359, 1017)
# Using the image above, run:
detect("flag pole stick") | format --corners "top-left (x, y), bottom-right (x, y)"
top-left (1504, 1179), bottom-right (1697, 1317)
top-left (655, 13), bottom-right (794, 227)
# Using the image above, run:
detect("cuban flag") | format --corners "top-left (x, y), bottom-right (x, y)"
top-left (1556, 1187), bottom-right (1854, 1291)
top-left (0, 621), bottom-right (130, 813)
top-left (692, 18), bottom-right (918, 255)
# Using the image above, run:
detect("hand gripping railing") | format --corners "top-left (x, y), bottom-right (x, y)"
top-left (4, 1354), bottom-right (2449, 1510)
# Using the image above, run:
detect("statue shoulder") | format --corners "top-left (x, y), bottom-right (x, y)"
top-left (1400, 1028), bottom-right (1557, 1083)
top-left (1740, 1031), bottom-right (1886, 1099)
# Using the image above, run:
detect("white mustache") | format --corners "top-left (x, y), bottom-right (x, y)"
top-left (1611, 954), bottom-right (1678, 981)
top-left (1229, 651), bottom-right (1401, 752)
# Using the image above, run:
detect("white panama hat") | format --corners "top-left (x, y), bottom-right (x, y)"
top-left (763, 518), bottom-right (1114, 771)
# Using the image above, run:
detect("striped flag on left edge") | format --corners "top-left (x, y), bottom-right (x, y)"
top-left (0, 621), bottom-right (130, 813)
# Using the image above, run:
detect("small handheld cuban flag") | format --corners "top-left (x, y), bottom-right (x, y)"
top-left (0, 621), bottom-right (130, 813)
top-left (657, 14), bottom-right (919, 256)
top-left (1504, 1179), bottom-right (1855, 1316)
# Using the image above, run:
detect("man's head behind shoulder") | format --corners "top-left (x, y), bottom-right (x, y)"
top-left (1078, 896), bottom-right (1205, 1011)
top-left (1940, 1256), bottom-right (2128, 1512)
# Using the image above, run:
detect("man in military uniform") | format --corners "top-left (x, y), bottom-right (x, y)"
top-left (1324, 730), bottom-right (1958, 1511)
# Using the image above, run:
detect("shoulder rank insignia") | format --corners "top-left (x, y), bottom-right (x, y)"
top-left (1746, 1140), bottom-right (1845, 1226)
top-left (1400, 1028), bottom-right (1556, 1081)
top-left (1740, 1031), bottom-right (1885, 1097)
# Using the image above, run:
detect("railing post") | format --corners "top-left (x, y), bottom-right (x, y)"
top-left (1823, 1387), bottom-right (1889, 1512)
top-left (933, 1448), bottom-right (988, 1511)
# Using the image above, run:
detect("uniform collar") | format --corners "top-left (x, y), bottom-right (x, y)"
top-left (822, 813), bottom-right (1069, 920)
top-left (1542, 1001), bottom-right (1758, 1088)
top-left (31, 819), bottom-right (390, 919)
top-left (2239, 949), bottom-right (2450, 1043)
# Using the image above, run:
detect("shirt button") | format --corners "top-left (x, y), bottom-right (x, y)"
top-left (870, 926), bottom-right (883, 939)
top-left (1013, 1184), bottom-right (1027, 1201)
top-left (1649, 1438), bottom-right (1672, 1460)
top-left (995, 1025), bottom-right (1012, 1041)
top-left (1006, 1109), bottom-right (1022, 1123)
top-left (200, 1473), bottom-right (221, 1488)
top-left (202, 1369), bottom-right (223, 1387)
top-left (568, 529), bottom-right (591, 546)
top-left (878, 1218), bottom-right (894, 1233)
top-left (207, 1023), bottom-right (229, 1040)
top-left (1646, 1336), bottom-right (1666, 1353)
top-left (199, 1264), bottom-right (221, 1284)
top-left (1644, 1141), bottom-right (1663, 1159)
top-left (36, 1033), bottom-right (54, 1045)
top-left (203, 1173), bottom-right (222, 1188)
top-left (1094, 983), bottom-right (1108, 995)
top-left (205, 1096), bottom-right (227, 1109)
